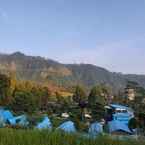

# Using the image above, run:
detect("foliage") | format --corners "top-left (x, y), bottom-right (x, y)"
top-left (125, 81), bottom-right (145, 114)
top-left (88, 86), bottom-right (107, 121)
top-left (88, 86), bottom-right (106, 106)
top-left (10, 90), bottom-right (37, 114)
top-left (0, 129), bottom-right (144, 145)
top-left (128, 117), bottom-right (138, 131)
top-left (73, 85), bottom-right (87, 103)
top-left (0, 73), bottom-right (11, 105)
top-left (31, 86), bottom-right (51, 111)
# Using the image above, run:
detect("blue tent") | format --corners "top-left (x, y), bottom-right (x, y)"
top-left (0, 110), bottom-right (14, 122)
top-left (108, 120), bottom-right (132, 134)
top-left (36, 116), bottom-right (52, 130)
top-left (8, 115), bottom-right (29, 126)
top-left (88, 122), bottom-right (103, 136)
top-left (57, 121), bottom-right (76, 133)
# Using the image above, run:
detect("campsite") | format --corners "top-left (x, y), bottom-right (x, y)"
top-left (1, 1), bottom-right (145, 144)
top-left (0, 60), bottom-right (145, 145)
top-left (0, 102), bottom-right (145, 145)
top-left (0, 71), bottom-right (145, 145)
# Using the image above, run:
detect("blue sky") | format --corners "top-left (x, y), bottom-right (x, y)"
top-left (0, 0), bottom-right (145, 74)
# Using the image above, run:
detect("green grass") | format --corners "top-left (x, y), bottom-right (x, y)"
top-left (0, 128), bottom-right (144, 145)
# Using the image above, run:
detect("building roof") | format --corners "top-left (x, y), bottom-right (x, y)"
top-left (110, 104), bottom-right (134, 113)
top-left (108, 120), bottom-right (132, 134)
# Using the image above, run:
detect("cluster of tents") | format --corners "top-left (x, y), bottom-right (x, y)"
top-left (0, 104), bottom-right (136, 137)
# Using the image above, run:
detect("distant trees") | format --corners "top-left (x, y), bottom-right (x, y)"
top-left (11, 90), bottom-right (37, 114)
top-left (0, 74), bottom-right (11, 105)
top-left (2, 71), bottom-right (145, 124)
top-left (0, 73), bottom-right (54, 114)
top-left (125, 81), bottom-right (145, 113)
top-left (72, 84), bottom-right (111, 121)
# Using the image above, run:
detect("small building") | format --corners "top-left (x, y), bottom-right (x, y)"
top-left (125, 87), bottom-right (135, 101)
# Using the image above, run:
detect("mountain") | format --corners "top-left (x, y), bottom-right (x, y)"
top-left (0, 52), bottom-right (145, 93)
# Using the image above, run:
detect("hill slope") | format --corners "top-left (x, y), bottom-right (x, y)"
top-left (0, 52), bottom-right (145, 92)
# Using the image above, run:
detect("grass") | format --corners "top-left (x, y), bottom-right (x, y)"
top-left (0, 128), bottom-right (144, 145)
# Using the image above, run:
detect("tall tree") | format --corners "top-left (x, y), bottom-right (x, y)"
top-left (88, 86), bottom-right (106, 107)
top-left (88, 86), bottom-right (106, 121)
top-left (73, 85), bottom-right (86, 103)
top-left (0, 73), bottom-right (11, 105)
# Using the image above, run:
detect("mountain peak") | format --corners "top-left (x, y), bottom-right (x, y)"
top-left (11, 52), bottom-right (25, 57)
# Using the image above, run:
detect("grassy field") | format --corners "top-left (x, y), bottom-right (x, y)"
top-left (0, 129), bottom-right (144, 145)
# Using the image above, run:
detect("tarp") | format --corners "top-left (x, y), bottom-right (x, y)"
top-left (36, 116), bottom-right (52, 130)
top-left (88, 122), bottom-right (103, 136)
top-left (108, 120), bottom-right (132, 134)
top-left (57, 121), bottom-right (76, 133)
top-left (8, 115), bottom-right (29, 126)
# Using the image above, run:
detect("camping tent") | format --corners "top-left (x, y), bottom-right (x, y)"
top-left (108, 120), bottom-right (132, 134)
top-left (0, 110), bottom-right (14, 122)
top-left (88, 122), bottom-right (103, 136)
top-left (36, 116), bottom-right (52, 130)
top-left (8, 115), bottom-right (29, 126)
top-left (57, 121), bottom-right (76, 133)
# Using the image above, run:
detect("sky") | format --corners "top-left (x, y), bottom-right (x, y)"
top-left (0, 0), bottom-right (145, 74)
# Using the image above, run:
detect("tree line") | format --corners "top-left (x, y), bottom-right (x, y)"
top-left (0, 73), bottom-right (145, 122)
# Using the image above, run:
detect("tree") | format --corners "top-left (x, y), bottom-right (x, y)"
top-left (88, 86), bottom-right (106, 107)
top-left (125, 81), bottom-right (145, 113)
top-left (31, 86), bottom-right (51, 111)
top-left (11, 90), bottom-right (37, 114)
top-left (0, 73), bottom-right (11, 105)
top-left (88, 86), bottom-right (106, 121)
top-left (73, 85), bottom-right (86, 103)
top-left (40, 87), bottom-right (51, 110)
top-left (128, 117), bottom-right (138, 132)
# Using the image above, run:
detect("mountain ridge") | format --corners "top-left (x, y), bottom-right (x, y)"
top-left (0, 52), bottom-right (145, 92)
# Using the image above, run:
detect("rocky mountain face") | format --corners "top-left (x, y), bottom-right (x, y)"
top-left (0, 52), bottom-right (145, 92)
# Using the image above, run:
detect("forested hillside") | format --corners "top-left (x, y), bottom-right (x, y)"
top-left (0, 52), bottom-right (145, 92)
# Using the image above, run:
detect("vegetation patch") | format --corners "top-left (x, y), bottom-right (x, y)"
top-left (0, 128), bottom-right (144, 145)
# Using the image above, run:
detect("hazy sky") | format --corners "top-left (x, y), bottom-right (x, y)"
top-left (0, 0), bottom-right (145, 74)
